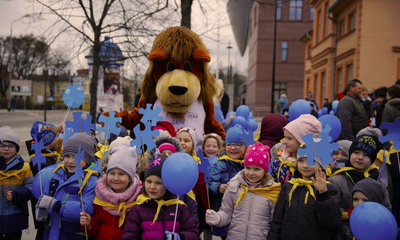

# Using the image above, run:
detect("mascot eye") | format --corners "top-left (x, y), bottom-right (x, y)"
top-left (167, 62), bottom-right (175, 71)
top-left (183, 62), bottom-right (191, 71)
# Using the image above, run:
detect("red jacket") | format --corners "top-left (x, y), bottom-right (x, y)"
top-left (82, 204), bottom-right (124, 240)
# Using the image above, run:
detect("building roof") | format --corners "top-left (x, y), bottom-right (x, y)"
top-left (329, 0), bottom-right (353, 15)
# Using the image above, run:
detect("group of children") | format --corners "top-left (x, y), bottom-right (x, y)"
top-left (0, 112), bottom-right (398, 240)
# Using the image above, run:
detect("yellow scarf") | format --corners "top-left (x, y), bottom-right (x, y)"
top-left (235, 183), bottom-right (281, 206)
top-left (135, 194), bottom-right (186, 224)
top-left (376, 148), bottom-right (395, 165)
top-left (93, 196), bottom-right (136, 227)
top-left (0, 163), bottom-right (31, 181)
top-left (186, 190), bottom-right (196, 203)
top-left (277, 157), bottom-right (297, 181)
top-left (52, 164), bottom-right (99, 194)
top-left (191, 151), bottom-right (201, 165)
top-left (94, 143), bottom-right (109, 160)
top-left (287, 178), bottom-right (331, 207)
top-left (329, 164), bottom-right (379, 178)
top-left (217, 155), bottom-right (244, 165)
top-left (341, 212), bottom-right (349, 220)
top-left (29, 151), bottom-right (63, 163)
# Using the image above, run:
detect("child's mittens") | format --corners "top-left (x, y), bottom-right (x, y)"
top-left (165, 231), bottom-right (180, 240)
top-left (36, 195), bottom-right (61, 212)
top-left (205, 209), bottom-right (220, 226)
top-left (35, 208), bottom-right (49, 221)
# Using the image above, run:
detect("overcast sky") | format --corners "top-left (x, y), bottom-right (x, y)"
top-left (0, 0), bottom-right (249, 79)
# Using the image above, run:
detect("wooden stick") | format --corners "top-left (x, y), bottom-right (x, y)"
top-left (80, 191), bottom-right (88, 240)
top-left (60, 107), bottom-right (70, 128)
top-left (39, 171), bottom-right (43, 196)
top-left (206, 183), bottom-right (213, 231)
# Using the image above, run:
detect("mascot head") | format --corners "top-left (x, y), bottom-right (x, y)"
top-left (141, 26), bottom-right (216, 119)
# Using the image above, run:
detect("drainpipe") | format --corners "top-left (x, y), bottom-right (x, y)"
top-left (328, 13), bottom-right (338, 100)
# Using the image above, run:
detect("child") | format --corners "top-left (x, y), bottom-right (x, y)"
top-left (27, 121), bottom-right (64, 240)
top-left (268, 155), bottom-right (341, 240)
top-left (208, 124), bottom-right (249, 238)
top-left (80, 144), bottom-right (142, 240)
top-left (202, 133), bottom-right (224, 158)
top-left (122, 154), bottom-right (198, 240)
top-left (270, 114), bottom-right (322, 185)
top-left (214, 79), bottom-right (235, 130)
top-left (0, 126), bottom-right (33, 240)
top-left (326, 140), bottom-right (352, 177)
top-left (35, 132), bottom-right (101, 240)
top-left (328, 134), bottom-right (381, 240)
top-left (206, 142), bottom-right (281, 239)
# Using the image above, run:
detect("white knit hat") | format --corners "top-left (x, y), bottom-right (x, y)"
top-left (109, 136), bottom-right (132, 153)
top-left (107, 144), bottom-right (137, 181)
top-left (0, 126), bottom-right (20, 152)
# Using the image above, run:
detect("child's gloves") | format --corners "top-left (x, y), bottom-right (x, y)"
top-left (205, 209), bottom-right (220, 225)
top-left (35, 208), bottom-right (49, 221)
top-left (36, 195), bottom-right (61, 211)
top-left (165, 231), bottom-right (180, 240)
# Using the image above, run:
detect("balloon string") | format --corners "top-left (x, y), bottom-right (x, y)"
top-left (172, 195), bottom-right (179, 233)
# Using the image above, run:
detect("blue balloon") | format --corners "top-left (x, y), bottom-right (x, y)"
top-left (247, 112), bottom-right (254, 120)
top-left (288, 99), bottom-right (311, 121)
top-left (161, 152), bottom-right (199, 196)
top-left (350, 202), bottom-right (397, 240)
top-left (246, 119), bottom-right (258, 132)
top-left (329, 110), bottom-right (335, 115)
top-left (232, 116), bottom-right (247, 129)
top-left (317, 109), bottom-right (323, 118)
top-left (236, 105), bottom-right (250, 119)
top-left (226, 111), bottom-right (236, 119)
top-left (331, 100), bottom-right (339, 110)
top-left (318, 115), bottom-right (342, 142)
top-left (322, 107), bottom-right (328, 115)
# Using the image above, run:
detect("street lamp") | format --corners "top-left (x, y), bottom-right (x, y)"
top-left (227, 42), bottom-right (233, 84)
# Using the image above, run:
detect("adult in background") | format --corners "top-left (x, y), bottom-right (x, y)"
top-left (360, 85), bottom-right (373, 120)
top-left (370, 87), bottom-right (387, 127)
top-left (134, 89), bottom-right (141, 108)
top-left (214, 79), bottom-right (235, 130)
top-left (376, 79), bottom-right (400, 127)
top-left (221, 92), bottom-right (230, 118)
top-left (381, 84), bottom-right (400, 124)
top-left (336, 79), bottom-right (368, 141)
top-left (258, 113), bottom-right (289, 148)
top-left (274, 93), bottom-right (288, 114)
top-left (11, 96), bottom-right (16, 112)
top-left (323, 98), bottom-right (331, 113)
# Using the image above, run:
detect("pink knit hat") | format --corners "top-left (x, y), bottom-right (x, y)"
top-left (283, 114), bottom-right (322, 144)
top-left (244, 142), bottom-right (271, 172)
top-left (159, 142), bottom-right (176, 153)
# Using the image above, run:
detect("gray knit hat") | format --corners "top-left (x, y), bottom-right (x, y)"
top-left (63, 132), bottom-right (97, 165)
top-left (107, 144), bottom-right (137, 181)
top-left (0, 126), bottom-right (20, 152)
top-left (352, 177), bottom-right (391, 209)
top-left (337, 140), bottom-right (352, 157)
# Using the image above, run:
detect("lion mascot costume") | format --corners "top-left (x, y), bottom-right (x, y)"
top-left (108, 26), bottom-right (226, 148)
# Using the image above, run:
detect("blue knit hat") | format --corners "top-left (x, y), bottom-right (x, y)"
top-left (30, 121), bottom-right (59, 147)
top-left (225, 124), bottom-right (255, 146)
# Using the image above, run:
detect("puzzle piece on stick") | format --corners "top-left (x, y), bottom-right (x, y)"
top-left (138, 103), bottom-right (163, 126)
top-left (298, 133), bottom-right (339, 167)
top-left (379, 119), bottom-right (400, 150)
top-left (98, 111), bottom-right (122, 140)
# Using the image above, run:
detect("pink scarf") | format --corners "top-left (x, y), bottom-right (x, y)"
top-left (95, 174), bottom-right (142, 216)
top-left (278, 149), bottom-right (297, 162)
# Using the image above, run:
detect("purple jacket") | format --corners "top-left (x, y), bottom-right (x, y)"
top-left (121, 199), bottom-right (198, 240)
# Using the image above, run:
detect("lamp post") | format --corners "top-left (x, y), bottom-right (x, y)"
top-left (270, 0), bottom-right (278, 113)
top-left (227, 42), bottom-right (233, 84)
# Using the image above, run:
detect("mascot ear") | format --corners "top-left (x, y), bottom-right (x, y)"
top-left (148, 48), bottom-right (168, 61)
top-left (193, 49), bottom-right (211, 63)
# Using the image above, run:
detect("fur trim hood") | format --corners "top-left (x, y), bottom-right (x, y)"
top-left (386, 98), bottom-right (400, 107)
top-left (147, 135), bottom-right (182, 164)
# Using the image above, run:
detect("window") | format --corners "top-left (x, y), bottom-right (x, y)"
top-left (347, 64), bottom-right (353, 81)
top-left (340, 20), bottom-right (345, 36)
top-left (310, 5), bottom-right (314, 21)
top-left (317, 10), bottom-right (321, 42)
top-left (350, 12), bottom-right (355, 30)
top-left (276, 0), bottom-right (282, 20)
top-left (307, 45), bottom-right (311, 58)
top-left (274, 83), bottom-right (287, 102)
top-left (325, 3), bottom-right (329, 37)
top-left (254, 6), bottom-right (257, 27)
top-left (322, 72), bottom-right (326, 100)
top-left (281, 41), bottom-right (288, 62)
top-left (307, 79), bottom-right (310, 92)
top-left (337, 67), bottom-right (343, 92)
top-left (314, 74), bottom-right (319, 99)
top-left (289, 0), bottom-right (303, 21)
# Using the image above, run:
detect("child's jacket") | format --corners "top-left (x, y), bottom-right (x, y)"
top-left (121, 195), bottom-right (198, 240)
top-left (270, 143), bottom-right (296, 185)
top-left (41, 161), bottom-right (101, 240)
top-left (215, 170), bottom-right (281, 240)
top-left (268, 178), bottom-right (341, 240)
top-left (0, 155), bottom-right (33, 233)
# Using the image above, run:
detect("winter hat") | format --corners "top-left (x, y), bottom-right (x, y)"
top-left (63, 132), bottom-right (97, 165)
top-left (349, 135), bottom-right (380, 163)
top-left (202, 133), bottom-right (224, 150)
top-left (259, 113), bottom-right (289, 148)
top-left (108, 123), bottom-right (128, 145)
top-left (356, 127), bottom-right (382, 138)
top-left (109, 136), bottom-right (132, 153)
top-left (337, 140), bottom-right (352, 157)
top-left (30, 121), bottom-right (59, 147)
top-left (352, 177), bottom-right (391, 209)
top-left (244, 142), bottom-right (271, 172)
top-left (283, 114), bottom-right (322, 144)
top-left (148, 135), bottom-right (182, 164)
top-left (281, 93), bottom-right (287, 99)
top-left (0, 126), bottom-right (20, 152)
top-left (177, 127), bottom-right (197, 148)
top-left (159, 142), bottom-right (176, 153)
top-left (225, 124), bottom-right (247, 145)
top-left (107, 144), bottom-right (137, 181)
top-left (375, 87), bottom-right (387, 99)
top-left (145, 154), bottom-right (167, 179)
top-left (152, 121), bottom-right (176, 137)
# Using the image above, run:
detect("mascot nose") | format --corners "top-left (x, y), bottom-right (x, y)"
top-left (169, 86), bottom-right (188, 95)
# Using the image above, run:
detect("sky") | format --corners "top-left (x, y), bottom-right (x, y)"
top-left (0, 0), bottom-right (249, 79)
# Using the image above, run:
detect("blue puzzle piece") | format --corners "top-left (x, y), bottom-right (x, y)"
top-left (197, 149), bottom-right (211, 183)
top-left (97, 111), bottom-right (122, 140)
top-left (138, 103), bottom-right (163, 126)
top-left (59, 127), bottom-right (74, 147)
top-left (65, 112), bottom-right (96, 135)
top-left (298, 133), bottom-right (339, 167)
top-left (63, 83), bottom-right (85, 109)
top-left (380, 118), bottom-right (400, 150)
top-left (31, 135), bottom-right (46, 172)
top-left (74, 145), bottom-right (85, 184)
top-left (319, 124), bottom-right (333, 143)
top-left (130, 122), bottom-right (159, 154)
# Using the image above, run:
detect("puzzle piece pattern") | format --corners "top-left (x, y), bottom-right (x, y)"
top-left (63, 83), bottom-right (85, 109)
top-left (97, 111), bottom-right (122, 140)
top-left (319, 124), bottom-right (332, 143)
top-left (130, 122), bottom-right (159, 154)
top-left (379, 118), bottom-right (400, 150)
top-left (74, 145), bottom-right (85, 184)
top-left (65, 112), bottom-right (96, 136)
top-left (138, 104), bottom-right (163, 126)
top-left (298, 133), bottom-right (339, 167)
top-left (31, 135), bottom-right (46, 172)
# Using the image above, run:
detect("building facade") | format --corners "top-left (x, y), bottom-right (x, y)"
top-left (300, 0), bottom-right (400, 108)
